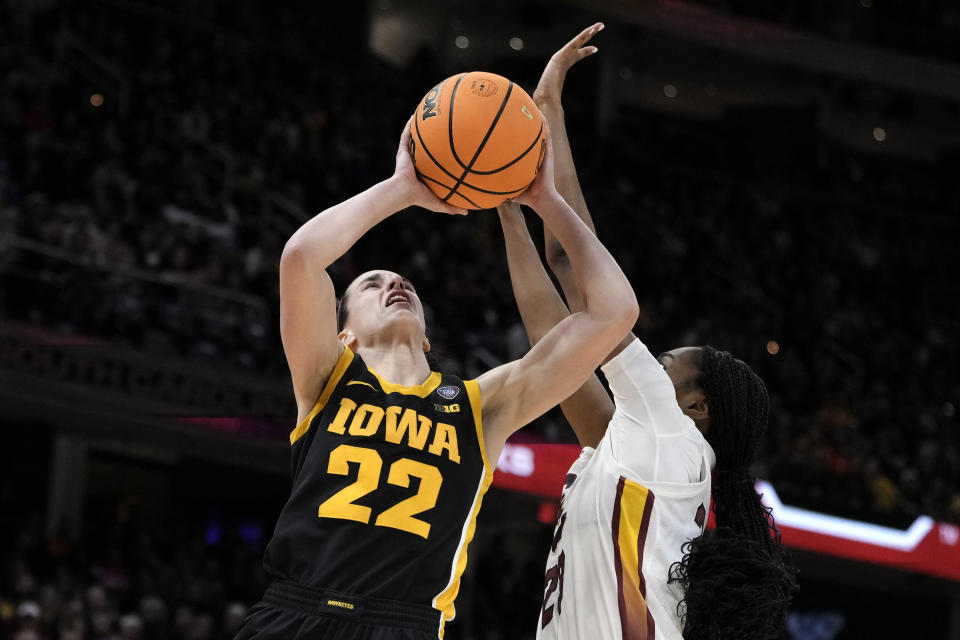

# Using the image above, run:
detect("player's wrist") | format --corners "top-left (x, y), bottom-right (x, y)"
top-left (533, 94), bottom-right (563, 113)
top-left (385, 174), bottom-right (417, 209)
top-left (527, 188), bottom-right (564, 218)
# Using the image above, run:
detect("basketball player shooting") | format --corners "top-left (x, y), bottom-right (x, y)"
top-left (497, 24), bottom-right (797, 640)
top-left (234, 116), bottom-right (638, 640)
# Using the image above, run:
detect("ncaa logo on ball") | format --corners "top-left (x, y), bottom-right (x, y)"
top-left (436, 385), bottom-right (460, 400)
top-left (422, 81), bottom-right (444, 121)
top-left (470, 78), bottom-right (499, 97)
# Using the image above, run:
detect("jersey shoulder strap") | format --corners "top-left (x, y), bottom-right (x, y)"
top-left (289, 346), bottom-right (358, 445)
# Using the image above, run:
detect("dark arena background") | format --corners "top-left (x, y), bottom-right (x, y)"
top-left (2, 0), bottom-right (959, 638)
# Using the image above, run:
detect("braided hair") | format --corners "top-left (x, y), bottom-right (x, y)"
top-left (669, 346), bottom-right (798, 640)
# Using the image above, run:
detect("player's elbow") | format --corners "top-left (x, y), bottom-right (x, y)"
top-left (545, 241), bottom-right (571, 274)
top-left (619, 296), bottom-right (640, 330)
top-left (607, 289), bottom-right (639, 334)
top-left (280, 237), bottom-right (313, 276)
top-left (280, 238), bottom-right (302, 264)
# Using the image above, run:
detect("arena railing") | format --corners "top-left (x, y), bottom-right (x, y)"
top-left (5, 234), bottom-right (266, 309)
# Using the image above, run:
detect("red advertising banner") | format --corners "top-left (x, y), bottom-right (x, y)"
top-left (493, 442), bottom-right (580, 499)
top-left (756, 481), bottom-right (960, 582)
top-left (492, 441), bottom-right (960, 582)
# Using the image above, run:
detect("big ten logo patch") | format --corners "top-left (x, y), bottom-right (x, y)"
top-left (434, 403), bottom-right (460, 414)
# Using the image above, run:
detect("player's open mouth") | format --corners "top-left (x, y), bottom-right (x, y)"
top-left (386, 293), bottom-right (411, 307)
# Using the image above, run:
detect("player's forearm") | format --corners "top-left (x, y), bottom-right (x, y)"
top-left (532, 192), bottom-right (637, 327)
top-left (282, 176), bottom-right (410, 270)
top-left (537, 103), bottom-right (591, 313)
top-left (538, 102), bottom-right (595, 234)
top-left (497, 205), bottom-right (571, 346)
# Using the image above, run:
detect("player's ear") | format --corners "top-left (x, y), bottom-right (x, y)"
top-left (687, 396), bottom-right (709, 422)
top-left (422, 336), bottom-right (431, 353)
top-left (339, 329), bottom-right (358, 351)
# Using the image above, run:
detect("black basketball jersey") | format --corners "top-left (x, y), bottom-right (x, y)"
top-left (264, 347), bottom-right (493, 636)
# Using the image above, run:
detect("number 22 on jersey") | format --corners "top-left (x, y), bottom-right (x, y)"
top-left (317, 444), bottom-right (443, 539)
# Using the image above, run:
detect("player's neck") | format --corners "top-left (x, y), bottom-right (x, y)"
top-left (357, 340), bottom-right (432, 388)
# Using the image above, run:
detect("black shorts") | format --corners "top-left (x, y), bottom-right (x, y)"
top-left (235, 580), bottom-right (442, 640)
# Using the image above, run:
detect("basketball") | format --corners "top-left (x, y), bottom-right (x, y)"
top-left (410, 71), bottom-right (546, 210)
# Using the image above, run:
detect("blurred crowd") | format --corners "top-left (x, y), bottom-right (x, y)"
top-left (1, 512), bottom-right (268, 640)
top-left (0, 494), bottom-right (547, 640)
top-left (1, 0), bottom-right (957, 569)
top-left (691, 0), bottom-right (960, 62)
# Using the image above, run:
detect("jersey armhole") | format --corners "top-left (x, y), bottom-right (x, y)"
top-left (289, 347), bottom-right (355, 444)
top-left (463, 379), bottom-right (492, 473)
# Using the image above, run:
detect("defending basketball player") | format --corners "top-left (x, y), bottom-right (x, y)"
top-left (235, 115), bottom-right (638, 640)
top-left (497, 24), bottom-right (797, 639)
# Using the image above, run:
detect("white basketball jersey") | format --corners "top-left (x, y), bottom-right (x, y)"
top-left (537, 338), bottom-right (716, 640)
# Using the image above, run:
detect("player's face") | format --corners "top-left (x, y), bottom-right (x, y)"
top-left (658, 347), bottom-right (708, 428)
top-left (658, 346), bottom-right (701, 383)
top-left (340, 270), bottom-right (427, 345)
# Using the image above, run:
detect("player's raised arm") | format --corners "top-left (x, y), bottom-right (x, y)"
top-left (495, 203), bottom-right (571, 346)
top-left (280, 119), bottom-right (466, 420)
top-left (478, 136), bottom-right (638, 459)
top-left (496, 202), bottom-right (615, 447)
top-left (535, 23), bottom-right (636, 357)
top-left (492, 23), bottom-right (628, 448)
top-left (533, 22), bottom-right (604, 281)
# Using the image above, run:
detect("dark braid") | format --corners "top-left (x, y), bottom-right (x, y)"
top-left (669, 346), bottom-right (797, 640)
top-left (701, 347), bottom-right (775, 546)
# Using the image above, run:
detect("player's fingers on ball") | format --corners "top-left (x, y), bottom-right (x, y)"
top-left (433, 199), bottom-right (467, 215)
top-left (397, 117), bottom-right (413, 153)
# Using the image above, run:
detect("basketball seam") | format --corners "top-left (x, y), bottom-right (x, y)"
top-left (414, 115), bottom-right (467, 185)
top-left (414, 118), bottom-right (528, 196)
top-left (415, 170), bottom-right (481, 208)
top-left (442, 82), bottom-right (515, 202)
top-left (467, 121), bottom-right (543, 175)
top-left (447, 74), bottom-right (469, 172)
top-left (453, 182), bottom-right (529, 196)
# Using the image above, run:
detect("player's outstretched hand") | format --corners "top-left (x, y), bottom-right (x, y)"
top-left (393, 117), bottom-right (468, 216)
top-left (533, 22), bottom-right (603, 108)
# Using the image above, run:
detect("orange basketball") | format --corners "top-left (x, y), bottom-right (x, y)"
top-left (410, 71), bottom-right (545, 210)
